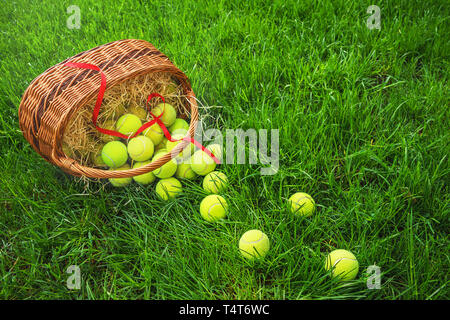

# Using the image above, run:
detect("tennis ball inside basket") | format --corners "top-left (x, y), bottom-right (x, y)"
top-left (108, 164), bottom-right (132, 187)
top-left (164, 82), bottom-right (178, 95)
top-left (151, 103), bottom-right (177, 127)
top-left (101, 141), bottom-right (128, 168)
top-left (127, 135), bottom-right (154, 161)
top-left (175, 163), bottom-right (197, 180)
top-left (207, 143), bottom-right (223, 162)
top-left (166, 133), bottom-right (194, 161)
top-left (62, 143), bottom-right (74, 158)
top-left (110, 102), bottom-right (127, 119)
top-left (239, 230), bottom-right (270, 260)
top-left (116, 113), bottom-right (142, 136)
top-left (143, 123), bottom-right (165, 145)
top-left (154, 148), bottom-right (167, 158)
top-left (132, 160), bottom-right (156, 185)
top-left (91, 146), bottom-right (106, 167)
top-left (191, 150), bottom-right (216, 176)
top-left (169, 118), bottom-right (189, 134)
top-left (288, 192), bottom-right (315, 217)
top-left (152, 153), bottom-right (177, 179)
top-left (155, 177), bottom-right (182, 200)
top-left (129, 104), bottom-right (148, 120)
top-left (155, 137), bottom-right (168, 151)
top-left (200, 195), bottom-right (228, 222)
top-left (325, 249), bottom-right (359, 281)
top-left (100, 120), bottom-right (119, 143)
top-left (203, 171), bottom-right (228, 194)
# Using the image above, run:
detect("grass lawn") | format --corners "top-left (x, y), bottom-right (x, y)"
top-left (0, 0), bottom-right (448, 299)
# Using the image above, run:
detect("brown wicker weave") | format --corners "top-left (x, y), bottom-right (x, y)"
top-left (18, 39), bottom-right (198, 179)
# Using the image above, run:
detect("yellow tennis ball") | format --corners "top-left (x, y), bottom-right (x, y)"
top-left (101, 141), bottom-right (128, 168)
top-left (169, 118), bottom-right (189, 134)
top-left (166, 134), bottom-right (194, 162)
top-left (175, 162), bottom-right (197, 180)
top-left (325, 249), bottom-right (359, 281)
top-left (116, 113), bottom-right (142, 136)
top-left (288, 192), bottom-right (316, 217)
top-left (191, 150), bottom-right (216, 176)
top-left (199, 195), bottom-right (227, 222)
top-left (132, 160), bottom-right (156, 185)
top-left (239, 229), bottom-right (270, 260)
top-left (109, 102), bottom-right (127, 119)
top-left (142, 123), bottom-right (165, 145)
top-left (100, 120), bottom-right (119, 143)
top-left (129, 104), bottom-right (148, 121)
top-left (152, 153), bottom-right (177, 178)
top-left (155, 177), bottom-right (182, 200)
top-left (151, 103), bottom-right (177, 127)
top-left (91, 146), bottom-right (106, 167)
top-left (154, 148), bottom-right (167, 158)
top-left (154, 137), bottom-right (168, 151)
top-left (127, 135), bottom-right (154, 161)
top-left (62, 143), bottom-right (74, 158)
top-left (108, 164), bottom-right (132, 187)
top-left (164, 82), bottom-right (178, 95)
top-left (203, 171), bottom-right (228, 194)
top-left (206, 143), bottom-right (223, 162)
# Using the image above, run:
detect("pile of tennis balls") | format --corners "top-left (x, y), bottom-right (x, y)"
top-left (98, 103), bottom-right (359, 282)
top-left (98, 103), bottom-right (228, 201)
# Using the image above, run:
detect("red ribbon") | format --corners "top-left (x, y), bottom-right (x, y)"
top-left (64, 62), bottom-right (220, 164)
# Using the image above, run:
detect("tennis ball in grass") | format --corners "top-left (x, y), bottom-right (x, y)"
top-left (175, 163), bottom-right (197, 180)
top-left (101, 141), bottom-right (128, 168)
top-left (239, 230), bottom-right (270, 260)
top-left (129, 104), bottom-right (148, 121)
top-left (143, 123), bottom-right (165, 145)
top-left (127, 136), bottom-right (154, 161)
top-left (155, 177), bottom-right (182, 200)
top-left (116, 113), bottom-right (142, 136)
top-left (325, 249), bottom-right (359, 281)
top-left (151, 103), bottom-right (177, 127)
top-left (206, 144), bottom-right (223, 162)
top-left (132, 160), bottom-right (156, 185)
top-left (100, 120), bottom-right (119, 143)
top-left (108, 164), bottom-right (132, 187)
top-left (152, 153), bottom-right (177, 178)
top-left (288, 192), bottom-right (316, 217)
top-left (200, 195), bottom-right (228, 222)
top-left (191, 150), bottom-right (216, 176)
top-left (169, 118), bottom-right (189, 134)
top-left (203, 171), bottom-right (228, 194)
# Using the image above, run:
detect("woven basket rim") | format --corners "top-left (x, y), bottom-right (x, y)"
top-left (56, 69), bottom-right (198, 179)
top-left (18, 39), bottom-right (199, 179)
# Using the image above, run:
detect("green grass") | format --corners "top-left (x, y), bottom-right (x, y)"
top-left (0, 0), bottom-right (449, 300)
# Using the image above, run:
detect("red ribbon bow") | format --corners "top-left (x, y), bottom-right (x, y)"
top-left (64, 62), bottom-right (220, 164)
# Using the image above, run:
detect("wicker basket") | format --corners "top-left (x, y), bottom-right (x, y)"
top-left (18, 39), bottom-right (198, 179)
